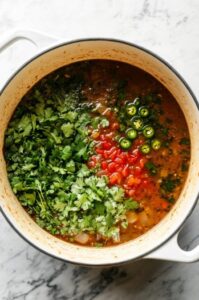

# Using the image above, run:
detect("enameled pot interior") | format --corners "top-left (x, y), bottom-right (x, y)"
top-left (0, 40), bottom-right (199, 265)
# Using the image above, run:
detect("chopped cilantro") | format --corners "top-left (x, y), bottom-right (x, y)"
top-left (100, 118), bottom-right (110, 128)
top-left (4, 71), bottom-right (139, 243)
top-left (161, 174), bottom-right (181, 193)
top-left (179, 138), bottom-right (190, 145)
top-left (167, 196), bottom-right (175, 203)
top-left (91, 116), bottom-right (109, 129)
top-left (145, 161), bottom-right (157, 176)
top-left (61, 145), bottom-right (72, 161)
top-left (124, 199), bottom-right (139, 210)
top-left (61, 123), bottom-right (74, 138)
top-left (161, 128), bottom-right (169, 136)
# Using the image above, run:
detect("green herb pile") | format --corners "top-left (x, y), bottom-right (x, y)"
top-left (4, 72), bottom-right (139, 243)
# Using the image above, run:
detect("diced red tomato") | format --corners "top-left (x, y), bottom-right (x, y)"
top-left (88, 116), bottom-right (158, 201)
top-left (131, 148), bottom-right (139, 156)
top-left (134, 166), bottom-right (142, 176)
top-left (109, 150), bottom-right (118, 161)
top-left (99, 134), bottom-right (106, 141)
top-left (108, 162), bottom-right (117, 173)
top-left (142, 179), bottom-right (149, 186)
top-left (117, 150), bottom-right (122, 157)
top-left (126, 175), bottom-right (141, 187)
top-left (95, 148), bottom-right (104, 155)
top-left (120, 152), bottom-right (129, 164)
top-left (122, 164), bottom-right (129, 177)
top-left (141, 172), bottom-right (149, 179)
top-left (128, 189), bottom-right (136, 197)
top-left (123, 184), bottom-right (129, 190)
top-left (114, 157), bottom-right (123, 165)
top-left (101, 161), bottom-right (108, 170)
top-left (102, 151), bottom-right (109, 159)
top-left (139, 157), bottom-right (147, 168)
top-left (128, 155), bottom-right (138, 164)
top-left (105, 132), bottom-right (115, 139)
top-left (111, 122), bottom-right (120, 130)
top-left (117, 166), bottom-right (124, 174)
top-left (101, 141), bottom-right (112, 150)
top-left (109, 172), bottom-right (122, 185)
top-left (161, 201), bottom-right (169, 209)
top-left (106, 146), bottom-right (116, 155)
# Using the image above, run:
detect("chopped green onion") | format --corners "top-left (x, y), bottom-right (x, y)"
top-left (131, 116), bottom-right (144, 131)
top-left (126, 128), bottom-right (137, 140)
top-left (142, 125), bottom-right (155, 138)
top-left (126, 103), bottom-right (137, 116)
top-left (139, 106), bottom-right (149, 117)
top-left (151, 139), bottom-right (161, 150)
top-left (140, 143), bottom-right (151, 154)
top-left (119, 138), bottom-right (132, 150)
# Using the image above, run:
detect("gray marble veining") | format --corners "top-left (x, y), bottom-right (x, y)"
top-left (0, 0), bottom-right (199, 299)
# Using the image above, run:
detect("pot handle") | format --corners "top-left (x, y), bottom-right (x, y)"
top-left (0, 29), bottom-right (58, 53)
top-left (144, 229), bottom-right (199, 262)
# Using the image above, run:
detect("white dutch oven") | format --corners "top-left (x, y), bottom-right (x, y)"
top-left (0, 30), bottom-right (199, 266)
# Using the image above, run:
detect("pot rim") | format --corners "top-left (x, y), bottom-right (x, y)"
top-left (1, 37), bottom-right (199, 266)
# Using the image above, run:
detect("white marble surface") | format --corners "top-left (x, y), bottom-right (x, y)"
top-left (0, 0), bottom-right (199, 299)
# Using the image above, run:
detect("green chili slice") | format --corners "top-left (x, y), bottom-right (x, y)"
top-left (139, 106), bottom-right (149, 117)
top-left (126, 103), bottom-right (137, 117)
top-left (126, 128), bottom-right (137, 140)
top-left (131, 116), bottom-right (144, 131)
top-left (140, 143), bottom-right (151, 154)
top-left (119, 138), bottom-right (132, 150)
top-left (142, 125), bottom-right (155, 138)
top-left (151, 139), bottom-right (161, 150)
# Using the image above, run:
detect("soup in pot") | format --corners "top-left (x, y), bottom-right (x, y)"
top-left (4, 60), bottom-right (190, 247)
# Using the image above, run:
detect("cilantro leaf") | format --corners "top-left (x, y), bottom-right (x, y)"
top-left (61, 123), bottom-right (74, 138)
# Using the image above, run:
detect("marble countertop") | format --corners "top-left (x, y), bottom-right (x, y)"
top-left (1, 0), bottom-right (199, 299)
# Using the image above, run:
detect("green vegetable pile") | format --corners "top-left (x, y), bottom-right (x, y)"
top-left (4, 72), bottom-right (139, 244)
